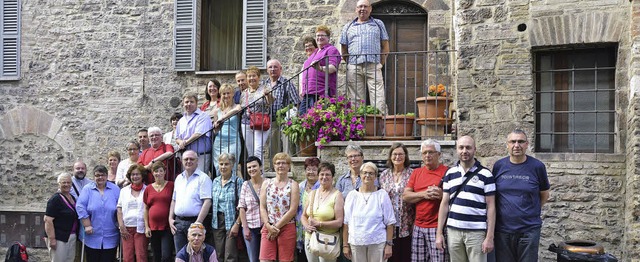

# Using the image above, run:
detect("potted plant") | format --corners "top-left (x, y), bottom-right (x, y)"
top-left (278, 96), bottom-right (366, 156)
top-left (415, 84), bottom-right (453, 119)
top-left (384, 112), bottom-right (416, 138)
top-left (355, 103), bottom-right (384, 138)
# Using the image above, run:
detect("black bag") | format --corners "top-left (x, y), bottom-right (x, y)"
top-left (4, 242), bottom-right (28, 262)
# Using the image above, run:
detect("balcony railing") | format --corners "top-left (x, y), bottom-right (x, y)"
top-left (163, 50), bottom-right (455, 180)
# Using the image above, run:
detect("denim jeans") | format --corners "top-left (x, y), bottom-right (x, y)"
top-left (494, 228), bottom-right (541, 262)
top-left (173, 218), bottom-right (194, 253)
top-left (243, 227), bottom-right (262, 262)
top-left (150, 229), bottom-right (173, 262)
top-left (299, 94), bottom-right (319, 116)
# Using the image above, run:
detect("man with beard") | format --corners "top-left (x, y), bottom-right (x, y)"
top-left (70, 161), bottom-right (91, 199)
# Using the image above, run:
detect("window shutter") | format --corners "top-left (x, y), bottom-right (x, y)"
top-left (242, 0), bottom-right (267, 69)
top-left (1, 0), bottom-right (20, 80)
top-left (174, 0), bottom-right (198, 71)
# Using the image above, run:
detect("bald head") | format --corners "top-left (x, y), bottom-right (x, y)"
top-left (355, 0), bottom-right (372, 22)
top-left (456, 135), bottom-right (477, 165)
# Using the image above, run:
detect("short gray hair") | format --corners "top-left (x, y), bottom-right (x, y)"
top-left (218, 153), bottom-right (236, 163)
top-left (359, 162), bottom-right (378, 174)
top-left (345, 144), bottom-right (363, 156)
top-left (148, 126), bottom-right (162, 135)
top-left (421, 139), bottom-right (441, 152)
top-left (57, 172), bottom-right (72, 183)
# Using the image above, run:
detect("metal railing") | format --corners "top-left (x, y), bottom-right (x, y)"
top-left (164, 50), bottom-right (456, 180)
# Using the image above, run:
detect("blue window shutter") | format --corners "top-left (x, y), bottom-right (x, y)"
top-left (242, 0), bottom-right (266, 69)
top-left (1, 0), bottom-right (20, 80)
top-left (174, 0), bottom-right (198, 71)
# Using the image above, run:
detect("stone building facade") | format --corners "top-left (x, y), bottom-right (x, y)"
top-left (0, 0), bottom-right (638, 260)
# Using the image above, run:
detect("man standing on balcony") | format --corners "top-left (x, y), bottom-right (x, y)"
top-left (491, 130), bottom-right (550, 262)
top-left (340, 0), bottom-right (390, 115)
top-left (176, 92), bottom-right (213, 174)
top-left (264, 59), bottom-right (300, 160)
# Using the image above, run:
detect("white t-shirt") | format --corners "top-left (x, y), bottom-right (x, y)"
top-left (116, 185), bottom-right (146, 233)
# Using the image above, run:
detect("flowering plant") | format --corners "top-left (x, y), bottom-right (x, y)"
top-left (278, 96), bottom-right (365, 148)
top-left (428, 84), bottom-right (448, 97)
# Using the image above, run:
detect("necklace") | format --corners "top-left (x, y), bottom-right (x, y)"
top-left (362, 192), bottom-right (373, 205)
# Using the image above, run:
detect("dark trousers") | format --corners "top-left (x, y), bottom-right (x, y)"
top-left (389, 235), bottom-right (412, 262)
top-left (150, 229), bottom-right (174, 262)
top-left (173, 217), bottom-right (197, 253)
top-left (85, 246), bottom-right (117, 262)
top-left (212, 212), bottom-right (239, 262)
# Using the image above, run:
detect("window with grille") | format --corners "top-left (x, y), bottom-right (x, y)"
top-left (534, 46), bottom-right (617, 153)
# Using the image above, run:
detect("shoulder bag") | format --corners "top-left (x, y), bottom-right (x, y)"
top-left (307, 190), bottom-right (341, 259)
top-left (246, 89), bottom-right (271, 131)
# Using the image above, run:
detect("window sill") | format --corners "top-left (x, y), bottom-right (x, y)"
top-left (195, 70), bottom-right (241, 75)
top-left (533, 152), bottom-right (624, 163)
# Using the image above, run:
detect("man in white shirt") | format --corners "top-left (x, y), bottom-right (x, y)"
top-left (169, 150), bottom-right (213, 252)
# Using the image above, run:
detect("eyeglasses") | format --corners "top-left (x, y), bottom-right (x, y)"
top-left (508, 140), bottom-right (527, 144)
top-left (362, 171), bottom-right (376, 176)
top-left (306, 167), bottom-right (318, 173)
top-left (422, 151), bottom-right (439, 156)
top-left (183, 157), bottom-right (197, 162)
top-left (94, 173), bottom-right (107, 177)
top-left (347, 154), bottom-right (362, 159)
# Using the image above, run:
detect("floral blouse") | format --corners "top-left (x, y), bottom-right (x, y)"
top-left (379, 167), bottom-right (414, 238)
top-left (265, 178), bottom-right (295, 225)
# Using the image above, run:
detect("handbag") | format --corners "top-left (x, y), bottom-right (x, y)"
top-left (307, 190), bottom-right (341, 259)
top-left (245, 89), bottom-right (271, 131)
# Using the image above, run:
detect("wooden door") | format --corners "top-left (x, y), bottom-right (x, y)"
top-left (376, 14), bottom-right (427, 115)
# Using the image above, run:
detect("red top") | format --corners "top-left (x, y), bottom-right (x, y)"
top-left (406, 164), bottom-right (448, 228)
top-left (143, 181), bottom-right (174, 231)
top-left (200, 100), bottom-right (219, 111)
top-left (138, 143), bottom-right (176, 182)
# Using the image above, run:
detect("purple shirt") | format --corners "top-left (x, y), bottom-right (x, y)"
top-left (301, 43), bottom-right (341, 96)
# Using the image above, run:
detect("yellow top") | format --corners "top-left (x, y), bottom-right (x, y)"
top-left (306, 189), bottom-right (340, 236)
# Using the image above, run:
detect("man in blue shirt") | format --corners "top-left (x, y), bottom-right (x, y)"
top-left (491, 130), bottom-right (550, 262)
top-left (340, 0), bottom-right (390, 114)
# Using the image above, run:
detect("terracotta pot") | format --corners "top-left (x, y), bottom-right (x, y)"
top-left (298, 139), bottom-right (317, 157)
top-left (363, 114), bottom-right (384, 137)
top-left (416, 96), bottom-right (453, 119)
top-left (384, 115), bottom-right (415, 137)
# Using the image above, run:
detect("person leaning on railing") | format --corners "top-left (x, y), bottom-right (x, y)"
top-left (300, 25), bottom-right (341, 116)
top-left (201, 79), bottom-right (221, 119)
top-left (240, 66), bottom-right (273, 162)
top-left (212, 83), bottom-right (243, 174)
top-left (175, 92), bottom-right (214, 174)
top-left (138, 126), bottom-right (176, 182)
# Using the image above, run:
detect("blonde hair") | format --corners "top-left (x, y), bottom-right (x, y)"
top-left (246, 66), bottom-right (261, 78)
top-left (219, 83), bottom-right (237, 109)
top-left (316, 25), bottom-right (331, 37)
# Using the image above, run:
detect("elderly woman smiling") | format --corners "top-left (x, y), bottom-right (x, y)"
top-left (343, 162), bottom-right (396, 262)
top-left (44, 172), bottom-right (79, 262)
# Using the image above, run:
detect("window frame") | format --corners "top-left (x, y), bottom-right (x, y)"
top-left (533, 45), bottom-right (618, 153)
top-left (0, 0), bottom-right (20, 81)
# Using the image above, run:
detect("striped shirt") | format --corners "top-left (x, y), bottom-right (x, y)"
top-left (442, 160), bottom-right (495, 231)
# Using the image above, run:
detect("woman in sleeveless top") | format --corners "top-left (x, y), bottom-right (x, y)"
top-left (44, 172), bottom-right (79, 262)
top-left (259, 153), bottom-right (300, 262)
top-left (212, 83), bottom-right (243, 174)
top-left (301, 162), bottom-right (345, 262)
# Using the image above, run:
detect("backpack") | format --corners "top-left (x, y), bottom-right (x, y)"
top-left (4, 242), bottom-right (28, 262)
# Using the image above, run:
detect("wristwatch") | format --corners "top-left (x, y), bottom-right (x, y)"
top-left (385, 240), bottom-right (394, 246)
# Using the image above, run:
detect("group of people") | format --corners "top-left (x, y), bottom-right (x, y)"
top-left (42, 0), bottom-right (550, 261)
top-left (44, 129), bottom-right (550, 262)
